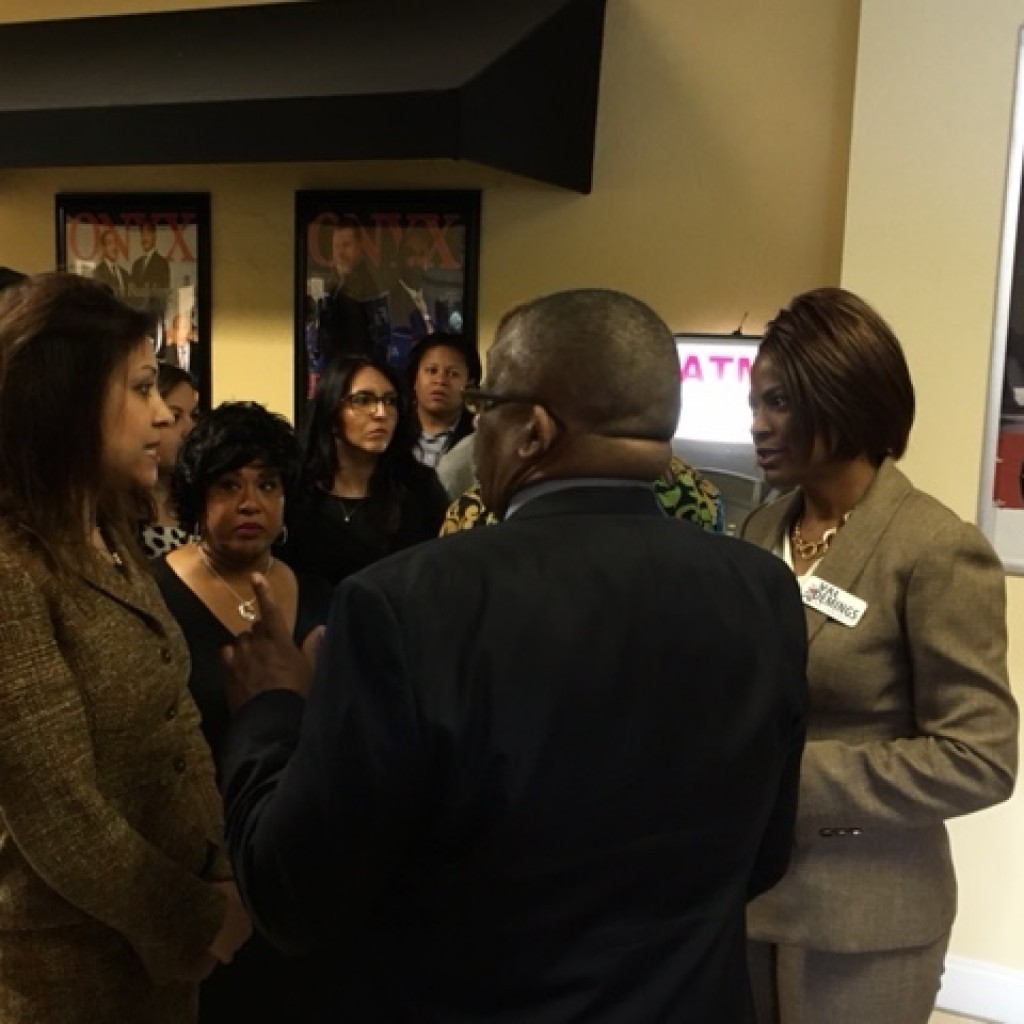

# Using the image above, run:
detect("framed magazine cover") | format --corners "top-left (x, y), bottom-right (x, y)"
top-left (56, 192), bottom-right (212, 401)
top-left (294, 188), bottom-right (481, 423)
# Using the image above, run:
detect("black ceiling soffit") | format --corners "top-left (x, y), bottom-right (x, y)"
top-left (0, 0), bottom-right (607, 193)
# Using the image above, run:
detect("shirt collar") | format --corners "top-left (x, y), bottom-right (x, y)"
top-left (506, 478), bottom-right (652, 519)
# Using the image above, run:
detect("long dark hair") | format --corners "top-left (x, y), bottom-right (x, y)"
top-left (157, 360), bottom-right (198, 400)
top-left (299, 355), bottom-right (419, 532)
top-left (0, 273), bottom-right (154, 574)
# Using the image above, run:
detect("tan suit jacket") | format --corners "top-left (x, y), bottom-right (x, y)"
top-left (0, 524), bottom-right (231, 1023)
top-left (742, 459), bottom-right (1017, 952)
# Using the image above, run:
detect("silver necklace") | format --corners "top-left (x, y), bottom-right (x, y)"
top-left (195, 542), bottom-right (273, 623)
top-left (338, 497), bottom-right (360, 523)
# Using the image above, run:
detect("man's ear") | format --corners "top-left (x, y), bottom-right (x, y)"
top-left (516, 404), bottom-right (560, 459)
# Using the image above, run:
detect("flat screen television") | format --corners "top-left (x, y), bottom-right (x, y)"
top-left (672, 333), bottom-right (760, 479)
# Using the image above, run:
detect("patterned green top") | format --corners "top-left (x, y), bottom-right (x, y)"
top-left (441, 456), bottom-right (724, 535)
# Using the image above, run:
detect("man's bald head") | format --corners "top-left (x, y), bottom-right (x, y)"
top-left (488, 289), bottom-right (680, 441)
top-left (475, 290), bottom-right (680, 517)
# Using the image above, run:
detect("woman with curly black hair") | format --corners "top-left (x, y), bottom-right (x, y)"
top-left (153, 401), bottom-right (329, 757)
top-left (151, 401), bottom-right (329, 1022)
top-left (282, 355), bottom-right (448, 585)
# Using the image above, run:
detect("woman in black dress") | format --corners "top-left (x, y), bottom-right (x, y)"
top-left (282, 355), bottom-right (448, 586)
top-left (151, 401), bottom-right (330, 1022)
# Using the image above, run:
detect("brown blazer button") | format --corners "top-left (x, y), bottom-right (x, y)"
top-left (165, 704), bottom-right (177, 720)
top-left (160, 648), bottom-right (173, 663)
top-left (819, 828), bottom-right (834, 837)
top-left (172, 756), bottom-right (186, 773)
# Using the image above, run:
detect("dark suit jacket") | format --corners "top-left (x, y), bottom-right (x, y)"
top-left (92, 259), bottom-right (129, 296)
top-left (222, 484), bottom-right (808, 1023)
top-left (132, 249), bottom-right (171, 291)
top-left (159, 343), bottom-right (194, 371)
top-left (742, 459), bottom-right (1017, 952)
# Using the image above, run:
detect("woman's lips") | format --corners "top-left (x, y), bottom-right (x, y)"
top-left (755, 448), bottom-right (784, 469)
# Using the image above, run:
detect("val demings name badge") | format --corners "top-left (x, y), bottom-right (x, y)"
top-left (800, 575), bottom-right (867, 627)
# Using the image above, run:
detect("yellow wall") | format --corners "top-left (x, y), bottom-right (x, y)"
top-left (844, 0), bottom-right (1024, 971)
top-left (0, 0), bottom-right (858, 418)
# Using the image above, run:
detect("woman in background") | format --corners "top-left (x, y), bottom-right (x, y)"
top-left (153, 400), bottom-right (329, 1022)
top-left (142, 361), bottom-right (199, 558)
top-left (283, 355), bottom-right (448, 586)
top-left (0, 273), bottom-right (248, 1023)
top-left (406, 331), bottom-right (481, 467)
top-left (154, 401), bottom-right (328, 760)
top-left (744, 287), bottom-right (1018, 1024)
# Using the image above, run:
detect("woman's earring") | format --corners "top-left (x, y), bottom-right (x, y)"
top-left (277, 525), bottom-right (289, 545)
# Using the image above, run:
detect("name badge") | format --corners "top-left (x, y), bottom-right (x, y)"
top-left (800, 575), bottom-right (867, 627)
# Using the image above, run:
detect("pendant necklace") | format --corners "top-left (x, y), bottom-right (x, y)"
top-left (196, 542), bottom-right (273, 623)
top-left (93, 526), bottom-right (125, 573)
top-left (791, 511), bottom-right (852, 560)
top-left (332, 493), bottom-right (364, 523)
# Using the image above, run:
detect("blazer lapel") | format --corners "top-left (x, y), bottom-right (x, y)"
top-left (743, 460), bottom-right (914, 645)
top-left (79, 542), bottom-right (167, 627)
top-left (806, 460), bottom-right (915, 643)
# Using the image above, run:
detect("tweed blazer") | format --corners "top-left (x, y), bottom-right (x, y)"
top-left (742, 459), bottom-right (1018, 952)
top-left (0, 523), bottom-right (231, 1023)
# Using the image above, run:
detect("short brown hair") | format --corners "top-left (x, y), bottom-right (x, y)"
top-left (0, 273), bottom-right (153, 571)
top-left (759, 287), bottom-right (915, 463)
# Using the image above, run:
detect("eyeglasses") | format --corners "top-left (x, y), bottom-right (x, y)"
top-left (343, 390), bottom-right (400, 413)
top-left (462, 388), bottom-right (545, 416)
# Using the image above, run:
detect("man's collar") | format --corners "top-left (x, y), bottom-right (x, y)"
top-left (506, 478), bottom-right (652, 518)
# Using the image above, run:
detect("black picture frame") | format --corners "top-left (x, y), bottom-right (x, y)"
top-left (294, 188), bottom-right (481, 423)
top-left (56, 192), bottom-right (212, 401)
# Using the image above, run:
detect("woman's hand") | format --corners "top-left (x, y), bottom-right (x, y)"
top-left (222, 573), bottom-right (315, 712)
top-left (207, 880), bottom-right (252, 965)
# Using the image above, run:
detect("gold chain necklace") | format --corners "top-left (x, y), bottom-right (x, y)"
top-left (791, 511), bottom-right (852, 560)
top-left (195, 542), bottom-right (273, 623)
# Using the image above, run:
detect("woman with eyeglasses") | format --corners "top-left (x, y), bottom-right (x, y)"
top-left (281, 355), bottom-right (449, 586)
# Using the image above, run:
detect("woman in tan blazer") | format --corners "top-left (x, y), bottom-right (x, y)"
top-left (744, 287), bottom-right (1018, 1024)
top-left (0, 274), bottom-right (250, 1023)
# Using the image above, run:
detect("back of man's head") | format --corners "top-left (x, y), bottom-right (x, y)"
top-left (492, 289), bottom-right (680, 441)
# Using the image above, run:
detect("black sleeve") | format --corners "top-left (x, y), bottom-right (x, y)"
top-left (220, 576), bottom-right (429, 956)
top-left (746, 560), bottom-right (808, 900)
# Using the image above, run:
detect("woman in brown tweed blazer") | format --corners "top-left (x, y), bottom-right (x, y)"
top-left (743, 287), bottom-right (1018, 1024)
top-left (0, 274), bottom-right (251, 1023)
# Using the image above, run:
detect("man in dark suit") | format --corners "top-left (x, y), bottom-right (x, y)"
top-left (131, 220), bottom-right (171, 316)
top-left (220, 288), bottom-right (807, 1023)
top-left (317, 219), bottom-right (385, 362)
top-left (91, 228), bottom-right (129, 296)
top-left (159, 312), bottom-right (195, 372)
